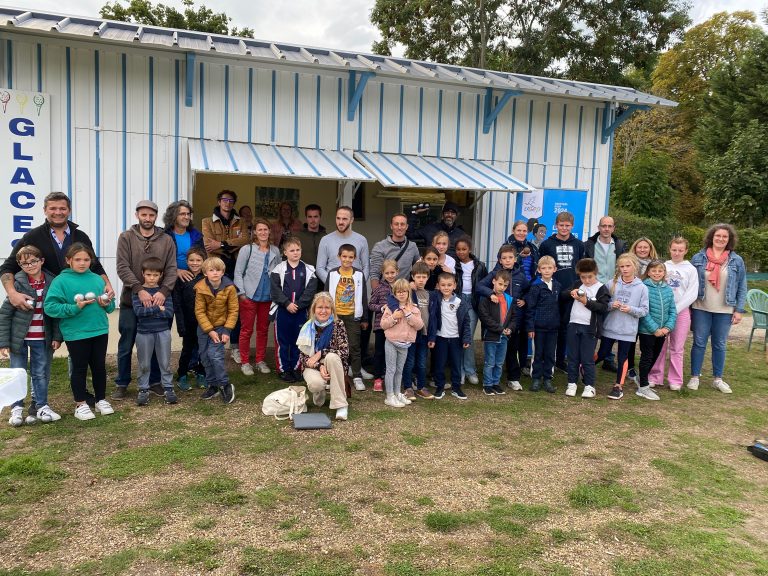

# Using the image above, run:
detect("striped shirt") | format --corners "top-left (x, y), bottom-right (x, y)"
top-left (25, 276), bottom-right (46, 341)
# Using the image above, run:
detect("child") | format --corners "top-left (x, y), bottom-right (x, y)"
top-left (0, 246), bottom-right (63, 426)
top-left (428, 272), bottom-right (471, 400)
top-left (648, 237), bottom-right (699, 390)
top-left (477, 270), bottom-right (515, 395)
top-left (234, 217), bottom-right (280, 376)
top-left (270, 237), bottom-right (318, 382)
top-left (420, 247), bottom-right (442, 291)
top-left (44, 243), bottom-right (116, 421)
top-left (327, 243), bottom-right (368, 391)
top-left (133, 257), bottom-right (176, 406)
top-left (594, 254), bottom-right (649, 400)
top-left (562, 258), bottom-right (611, 398)
top-left (172, 246), bottom-right (207, 391)
top-left (476, 244), bottom-right (529, 391)
top-left (402, 262), bottom-right (436, 400)
top-left (195, 256), bottom-right (239, 404)
top-left (525, 255), bottom-right (561, 393)
top-left (432, 231), bottom-right (456, 273)
top-left (380, 278), bottom-right (424, 407)
top-left (368, 259), bottom-right (398, 392)
top-left (454, 235), bottom-right (487, 386)
top-left (636, 260), bottom-right (677, 400)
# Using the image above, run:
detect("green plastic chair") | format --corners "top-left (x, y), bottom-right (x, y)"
top-left (747, 289), bottom-right (768, 351)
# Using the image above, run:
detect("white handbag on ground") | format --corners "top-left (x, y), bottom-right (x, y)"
top-left (261, 385), bottom-right (308, 420)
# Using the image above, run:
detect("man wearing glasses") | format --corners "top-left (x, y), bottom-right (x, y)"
top-left (112, 200), bottom-right (177, 400)
top-left (0, 191), bottom-right (115, 308)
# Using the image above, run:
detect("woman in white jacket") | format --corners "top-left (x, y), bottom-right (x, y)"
top-left (648, 237), bottom-right (699, 390)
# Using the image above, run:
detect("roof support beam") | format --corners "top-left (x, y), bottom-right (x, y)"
top-left (483, 88), bottom-right (520, 134)
top-left (185, 52), bottom-right (195, 107)
top-left (347, 70), bottom-right (375, 121)
top-left (601, 102), bottom-right (649, 144)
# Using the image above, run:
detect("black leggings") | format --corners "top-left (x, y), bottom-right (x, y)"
top-left (67, 334), bottom-right (108, 403)
top-left (596, 338), bottom-right (633, 387)
top-left (638, 333), bottom-right (665, 388)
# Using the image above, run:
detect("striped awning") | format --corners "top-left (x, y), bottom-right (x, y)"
top-left (188, 140), bottom-right (375, 181)
top-left (353, 151), bottom-right (535, 192)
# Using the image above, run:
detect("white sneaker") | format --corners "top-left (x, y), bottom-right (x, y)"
top-left (360, 367), bottom-right (374, 380)
top-left (627, 369), bottom-right (639, 385)
top-left (74, 404), bottom-right (96, 421)
top-left (231, 347), bottom-right (241, 364)
top-left (254, 361), bottom-right (270, 374)
top-left (335, 406), bottom-right (348, 420)
top-left (467, 374), bottom-right (479, 385)
top-left (687, 376), bottom-right (700, 390)
top-left (396, 392), bottom-right (412, 405)
top-left (712, 379), bottom-right (732, 394)
top-left (581, 385), bottom-right (596, 398)
top-left (240, 363), bottom-right (254, 376)
top-left (8, 406), bottom-right (24, 427)
top-left (384, 395), bottom-right (405, 408)
top-left (36, 405), bottom-right (61, 423)
top-left (94, 400), bottom-right (115, 415)
top-left (507, 380), bottom-right (523, 391)
top-left (648, 381), bottom-right (661, 388)
top-left (565, 383), bottom-right (577, 397)
top-left (353, 377), bottom-right (365, 391)
top-left (636, 386), bottom-right (660, 401)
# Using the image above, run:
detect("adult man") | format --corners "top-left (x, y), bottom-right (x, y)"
top-left (163, 200), bottom-right (204, 283)
top-left (583, 216), bottom-right (626, 284)
top-left (407, 201), bottom-right (466, 256)
top-left (369, 213), bottom-right (420, 290)
top-left (201, 190), bottom-right (250, 278)
top-left (112, 200), bottom-right (177, 399)
top-left (295, 204), bottom-right (327, 268)
top-left (315, 206), bottom-right (369, 284)
top-left (0, 191), bottom-right (114, 308)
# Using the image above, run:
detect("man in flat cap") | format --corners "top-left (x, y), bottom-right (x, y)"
top-left (407, 201), bottom-right (467, 257)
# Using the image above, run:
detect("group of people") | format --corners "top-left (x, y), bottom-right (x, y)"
top-left (0, 191), bottom-right (749, 425)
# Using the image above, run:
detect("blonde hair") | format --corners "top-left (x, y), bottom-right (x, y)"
top-left (202, 256), bottom-right (226, 272)
top-left (381, 259), bottom-right (398, 275)
top-left (630, 237), bottom-right (658, 260)
top-left (538, 255), bottom-right (556, 268)
top-left (432, 231), bottom-right (449, 245)
top-left (392, 278), bottom-right (411, 295)
top-left (308, 292), bottom-right (336, 323)
top-left (611, 253), bottom-right (640, 294)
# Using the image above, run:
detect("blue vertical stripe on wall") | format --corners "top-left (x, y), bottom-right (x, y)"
top-left (5, 39), bottom-right (11, 88)
top-left (247, 68), bottom-right (253, 143)
top-left (174, 60), bottom-right (180, 200)
top-left (36, 43), bottom-right (42, 91)
top-left (121, 53), bottom-right (127, 230)
top-left (293, 72), bottom-right (299, 147)
top-left (524, 100), bottom-right (533, 183)
top-left (588, 107), bottom-right (600, 228)
top-left (542, 102), bottom-right (551, 187)
top-left (473, 93), bottom-right (480, 160)
top-left (604, 105), bottom-right (615, 215)
top-left (336, 77), bottom-right (341, 151)
top-left (436, 89), bottom-right (443, 157)
top-left (377, 83), bottom-right (384, 152)
top-left (148, 56), bottom-right (154, 200)
top-left (417, 87), bottom-right (424, 154)
top-left (271, 70), bottom-right (276, 142)
top-left (491, 96), bottom-right (498, 162)
top-left (315, 75), bottom-right (321, 149)
top-left (575, 105), bottom-right (584, 188)
top-left (224, 65), bottom-right (230, 141)
top-left (558, 104), bottom-right (567, 188)
top-left (65, 47), bottom-right (72, 200)
top-left (199, 62), bottom-right (205, 139)
top-left (94, 50), bottom-right (100, 254)
top-left (398, 85), bottom-right (404, 154)
top-left (357, 93), bottom-right (363, 151)
top-left (504, 98), bottom-right (518, 242)
top-left (486, 95), bottom-right (499, 260)
top-left (455, 93), bottom-right (462, 159)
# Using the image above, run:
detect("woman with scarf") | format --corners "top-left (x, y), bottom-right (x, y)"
top-left (688, 224), bottom-right (747, 394)
top-left (297, 292), bottom-right (351, 420)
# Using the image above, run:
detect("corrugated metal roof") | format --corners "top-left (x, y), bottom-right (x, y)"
top-left (189, 140), bottom-right (376, 181)
top-left (0, 5), bottom-right (677, 108)
top-left (354, 152), bottom-right (535, 192)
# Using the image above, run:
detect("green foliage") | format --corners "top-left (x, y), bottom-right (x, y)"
top-left (612, 147), bottom-right (675, 218)
top-left (100, 0), bottom-right (254, 37)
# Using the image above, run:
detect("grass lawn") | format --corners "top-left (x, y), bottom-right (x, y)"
top-left (1, 341), bottom-right (767, 575)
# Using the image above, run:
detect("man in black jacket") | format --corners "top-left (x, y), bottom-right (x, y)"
top-left (407, 201), bottom-right (466, 256)
top-left (0, 192), bottom-right (114, 310)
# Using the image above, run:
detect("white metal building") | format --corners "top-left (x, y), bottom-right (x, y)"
top-left (0, 6), bottom-right (676, 285)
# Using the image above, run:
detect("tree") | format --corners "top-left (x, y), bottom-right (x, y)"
top-left (611, 147), bottom-right (675, 219)
top-left (370, 0), bottom-right (690, 84)
top-left (100, 0), bottom-right (254, 38)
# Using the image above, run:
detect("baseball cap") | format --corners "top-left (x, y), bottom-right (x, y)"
top-left (136, 200), bottom-right (159, 212)
top-left (442, 201), bottom-right (460, 214)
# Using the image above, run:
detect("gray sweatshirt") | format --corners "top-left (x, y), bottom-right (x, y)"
top-left (315, 231), bottom-right (369, 283)
top-left (602, 277), bottom-right (649, 342)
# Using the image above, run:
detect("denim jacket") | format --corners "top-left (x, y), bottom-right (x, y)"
top-left (691, 250), bottom-right (747, 313)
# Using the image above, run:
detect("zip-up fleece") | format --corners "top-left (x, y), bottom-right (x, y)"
top-left (602, 277), bottom-right (649, 342)
top-left (639, 278), bottom-right (677, 335)
top-left (0, 269), bottom-right (63, 353)
top-left (525, 277), bottom-right (562, 331)
top-left (477, 293), bottom-right (516, 342)
top-left (368, 280), bottom-right (393, 331)
top-left (380, 302), bottom-right (424, 343)
top-left (427, 293), bottom-right (472, 345)
top-left (327, 266), bottom-right (368, 320)
top-left (269, 260), bottom-right (318, 314)
top-left (172, 271), bottom-right (204, 336)
top-left (194, 276), bottom-right (239, 334)
top-left (454, 254), bottom-right (488, 310)
top-left (116, 225), bottom-right (177, 307)
top-left (43, 268), bottom-right (115, 341)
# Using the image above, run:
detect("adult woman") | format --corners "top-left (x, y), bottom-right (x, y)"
top-left (629, 237), bottom-right (659, 276)
top-left (270, 202), bottom-right (303, 248)
top-left (239, 205), bottom-right (254, 242)
top-left (163, 200), bottom-right (204, 282)
top-left (688, 224), bottom-right (747, 394)
top-left (532, 223), bottom-right (547, 249)
top-left (506, 219), bottom-right (539, 282)
top-left (298, 292), bottom-right (350, 420)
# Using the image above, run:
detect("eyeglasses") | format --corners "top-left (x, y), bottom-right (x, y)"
top-left (19, 260), bottom-right (41, 268)
top-left (220, 198), bottom-right (236, 204)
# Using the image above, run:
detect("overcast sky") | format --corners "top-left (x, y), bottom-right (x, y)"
top-left (12, 0), bottom-right (768, 55)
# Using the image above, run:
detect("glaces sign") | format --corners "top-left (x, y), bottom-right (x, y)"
top-left (0, 89), bottom-right (50, 259)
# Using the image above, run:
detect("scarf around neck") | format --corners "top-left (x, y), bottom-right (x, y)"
top-left (705, 248), bottom-right (729, 292)
top-left (296, 315), bottom-right (335, 356)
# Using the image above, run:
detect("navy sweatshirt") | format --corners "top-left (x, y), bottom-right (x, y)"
top-left (133, 286), bottom-right (175, 334)
top-left (538, 233), bottom-right (585, 289)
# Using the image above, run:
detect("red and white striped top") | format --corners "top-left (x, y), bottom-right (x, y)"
top-left (25, 276), bottom-right (46, 341)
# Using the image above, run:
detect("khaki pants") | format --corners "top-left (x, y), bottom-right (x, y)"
top-left (303, 352), bottom-right (348, 409)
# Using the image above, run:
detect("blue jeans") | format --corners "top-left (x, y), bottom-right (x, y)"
top-left (459, 294), bottom-right (479, 377)
top-left (115, 306), bottom-right (160, 387)
top-left (198, 326), bottom-right (230, 388)
top-left (433, 336), bottom-right (462, 392)
top-left (483, 337), bottom-right (508, 387)
top-left (691, 309), bottom-right (733, 378)
top-left (11, 340), bottom-right (52, 408)
top-left (403, 333), bottom-right (428, 390)
top-left (136, 331), bottom-right (173, 391)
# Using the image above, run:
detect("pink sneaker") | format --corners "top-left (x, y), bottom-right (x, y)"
top-left (373, 378), bottom-right (384, 392)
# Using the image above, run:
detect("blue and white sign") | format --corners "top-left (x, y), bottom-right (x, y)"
top-left (514, 188), bottom-right (588, 240)
top-left (0, 89), bottom-right (50, 258)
